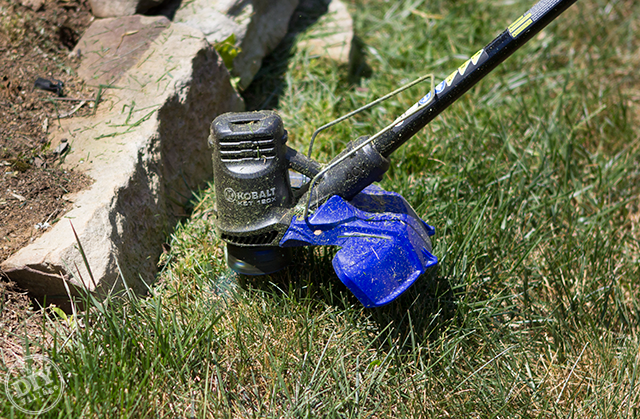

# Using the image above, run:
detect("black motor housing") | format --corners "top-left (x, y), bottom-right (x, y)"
top-left (210, 111), bottom-right (295, 274)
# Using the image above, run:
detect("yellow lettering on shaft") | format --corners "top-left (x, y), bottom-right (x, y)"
top-left (458, 59), bottom-right (471, 76)
top-left (470, 49), bottom-right (484, 66)
top-left (445, 70), bottom-right (457, 87)
top-left (508, 13), bottom-right (533, 38)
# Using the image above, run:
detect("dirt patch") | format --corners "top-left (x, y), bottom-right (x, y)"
top-left (1, 0), bottom-right (94, 365)
top-left (0, 0), bottom-right (94, 263)
top-left (0, 277), bottom-right (45, 370)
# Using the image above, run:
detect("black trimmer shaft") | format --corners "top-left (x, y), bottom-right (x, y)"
top-left (372, 0), bottom-right (579, 158)
top-left (306, 0), bottom-right (579, 209)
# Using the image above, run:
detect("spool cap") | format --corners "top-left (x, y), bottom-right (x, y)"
top-left (225, 244), bottom-right (290, 275)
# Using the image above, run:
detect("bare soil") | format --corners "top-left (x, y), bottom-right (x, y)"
top-left (1, 0), bottom-right (93, 263)
top-left (0, 277), bottom-right (45, 369)
top-left (1, 0), bottom-right (93, 364)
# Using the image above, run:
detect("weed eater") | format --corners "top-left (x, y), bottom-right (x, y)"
top-left (210, 0), bottom-right (578, 307)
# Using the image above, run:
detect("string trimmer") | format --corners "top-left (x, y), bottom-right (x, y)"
top-left (209, 0), bottom-right (578, 307)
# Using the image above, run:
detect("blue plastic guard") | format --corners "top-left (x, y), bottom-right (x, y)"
top-left (280, 185), bottom-right (437, 307)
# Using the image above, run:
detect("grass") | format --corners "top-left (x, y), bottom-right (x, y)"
top-left (3, 0), bottom-right (640, 417)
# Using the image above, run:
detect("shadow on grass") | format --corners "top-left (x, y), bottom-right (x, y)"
top-left (239, 246), bottom-right (456, 349)
top-left (242, 0), bottom-right (371, 110)
top-left (367, 267), bottom-right (456, 347)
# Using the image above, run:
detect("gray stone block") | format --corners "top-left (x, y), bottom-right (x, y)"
top-left (1, 15), bottom-right (244, 298)
top-left (175, 0), bottom-right (300, 89)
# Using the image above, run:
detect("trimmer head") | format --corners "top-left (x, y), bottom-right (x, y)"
top-left (210, 0), bottom-right (578, 307)
top-left (209, 111), bottom-right (296, 273)
top-left (210, 110), bottom-right (436, 306)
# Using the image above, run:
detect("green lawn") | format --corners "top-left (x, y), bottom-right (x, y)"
top-left (3, 0), bottom-right (640, 417)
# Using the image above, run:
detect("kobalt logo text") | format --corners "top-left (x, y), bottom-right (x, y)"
top-left (224, 187), bottom-right (277, 206)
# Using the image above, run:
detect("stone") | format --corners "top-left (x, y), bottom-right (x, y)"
top-left (88, 0), bottom-right (166, 18)
top-left (174, 0), bottom-right (299, 90)
top-left (297, 0), bottom-right (355, 64)
top-left (1, 16), bottom-right (244, 299)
